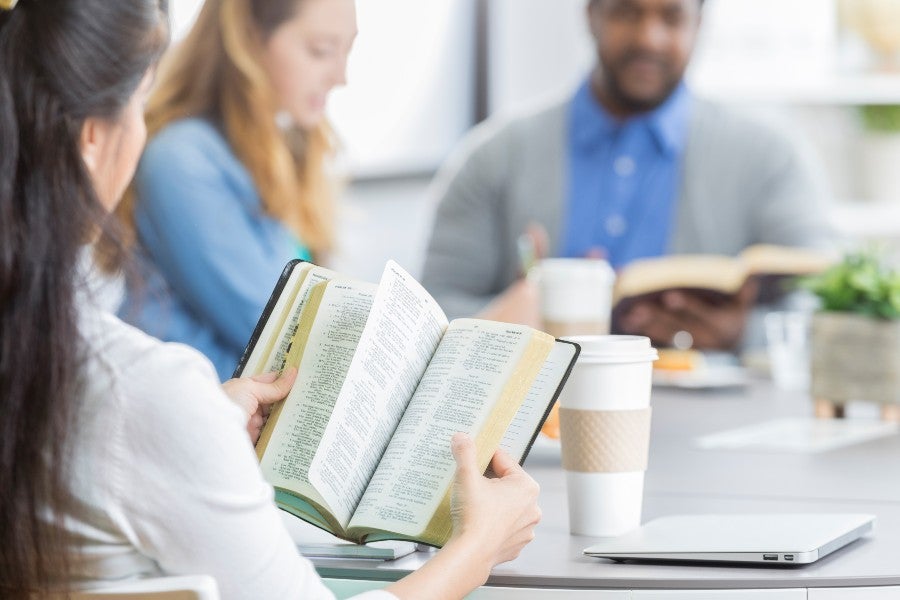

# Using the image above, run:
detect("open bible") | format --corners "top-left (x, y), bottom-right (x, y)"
top-left (235, 260), bottom-right (579, 547)
top-left (612, 244), bottom-right (834, 319)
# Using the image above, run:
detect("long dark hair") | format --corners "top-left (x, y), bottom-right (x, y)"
top-left (0, 1), bottom-right (167, 596)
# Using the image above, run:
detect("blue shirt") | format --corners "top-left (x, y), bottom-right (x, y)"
top-left (120, 118), bottom-right (312, 381)
top-left (561, 80), bottom-right (691, 269)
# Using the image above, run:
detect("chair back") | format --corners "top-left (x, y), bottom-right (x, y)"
top-left (73, 575), bottom-right (219, 600)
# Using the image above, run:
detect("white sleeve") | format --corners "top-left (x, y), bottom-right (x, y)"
top-left (109, 342), bottom-right (399, 600)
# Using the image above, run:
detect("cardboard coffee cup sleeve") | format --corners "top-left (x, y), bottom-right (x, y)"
top-left (559, 407), bottom-right (652, 473)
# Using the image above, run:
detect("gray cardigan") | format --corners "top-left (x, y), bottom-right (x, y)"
top-left (421, 97), bottom-right (833, 320)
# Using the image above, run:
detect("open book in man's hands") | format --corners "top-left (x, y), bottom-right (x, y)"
top-left (612, 244), bottom-right (835, 317)
top-left (234, 260), bottom-right (579, 548)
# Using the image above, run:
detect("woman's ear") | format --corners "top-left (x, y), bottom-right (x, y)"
top-left (79, 116), bottom-right (105, 176)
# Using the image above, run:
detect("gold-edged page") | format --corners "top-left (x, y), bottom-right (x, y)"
top-left (241, 263), bottom-right (314, 376)
top-left (614, 255), bottom-right (747, 301)
top-left (739, 244), bottom-right (835, 276)
top-left (260, 265), bottom-right (338, 374)
top-left (254, 282), bottom-right (332, 463)
top-left (497, 341), bottom-right (577, 461)
top-left (308, 260), bottom-right (450, 529)
top-left (257, 279), bottom-right (378, 514)
top-left (345, 320), bottom-right (553, 544)
top-left (254, 265), bottom-right (338, 459)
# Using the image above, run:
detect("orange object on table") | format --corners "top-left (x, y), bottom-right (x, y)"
top-left (540, 403), bottom-right (561, 439)
top-left (654, 348), bottom-right (704, 371)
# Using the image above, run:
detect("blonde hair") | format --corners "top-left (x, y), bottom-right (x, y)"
top-left (124, 0), bottom-right (335, 255)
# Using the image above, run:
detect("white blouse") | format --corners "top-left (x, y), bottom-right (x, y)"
top-left (60, 299), bottom-right (395, 600)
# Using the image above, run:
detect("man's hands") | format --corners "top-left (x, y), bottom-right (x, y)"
top-left (617, 280), bottom-right (759, 350)
top-left (222, 368), bottom-right (297, 444)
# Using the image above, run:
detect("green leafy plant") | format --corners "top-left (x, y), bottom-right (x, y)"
top-left (802, 251), bottom-right (900, 319)
top-left (860, 104), bottom-right (900, 133)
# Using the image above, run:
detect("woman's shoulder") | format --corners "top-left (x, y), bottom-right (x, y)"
top-left (152, 117), bottom-right (227, 149)
top-left (81, 308), bottom-right (241, 424)
top-left (141, 117), bottom-right (240, 174)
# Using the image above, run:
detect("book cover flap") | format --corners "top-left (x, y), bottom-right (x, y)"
top-left (515, 339), bottom-right (580, 465)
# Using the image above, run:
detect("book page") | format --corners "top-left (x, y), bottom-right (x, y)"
top-left (260, 266), bottom-right (337, 374)
top-left (740, 244), bottom-right (834, 277)
top-left (259, 279), bottom-right (376, 511)
top-left (346, 320), bottom-right (545, 538)
top-left (498, 341), bottom-right (577, 461)
top-left (614, 255), bottom-right (747, 302)
top-left (241, 264), bottom-right (336, 377)
top-left (240, 263), bottom-right (312, 376)
top-left (308, 261), bottom-right (449, 528)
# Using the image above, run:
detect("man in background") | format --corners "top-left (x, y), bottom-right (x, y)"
top-left (421, 0), bottom-right (832, 350)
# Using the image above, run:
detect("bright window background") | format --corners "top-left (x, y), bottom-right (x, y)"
top-left (169, 0), bottom-right (476, 178)
top-left (167, 1), bottom-right (900, 278)
top-left (167, 1), bottom-right (852, 176)
top-left (486, 0), bottom-right (593, 115)
top-left (326, 0), bottom-right (476, 178)
top-left (170, 0), bottom-right (204, 41)
top-left (170, 2), bottom-right (900, 231)
top-left (486, 0), bottom-right (841, 114)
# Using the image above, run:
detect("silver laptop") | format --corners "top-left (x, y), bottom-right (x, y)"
top-left (583, 513), bottom-right (874, 565)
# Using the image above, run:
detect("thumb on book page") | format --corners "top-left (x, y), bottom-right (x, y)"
top-left (451, 432), bottom-right (480, 486)
top-left (248, 367), bottom-right (297, 405)
top-left (489, 447), bottom-right (521, 479)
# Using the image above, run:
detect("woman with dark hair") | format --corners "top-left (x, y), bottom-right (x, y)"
top-left (0, 1), bottom-right (541, 599)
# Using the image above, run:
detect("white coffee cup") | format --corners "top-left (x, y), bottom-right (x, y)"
top-left (558, 335), bottom-right (657, 537)
top-left (533, 258), bottom-right (615, 339)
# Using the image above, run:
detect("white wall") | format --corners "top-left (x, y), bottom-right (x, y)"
top-left (326, 0), bottom-right (476, 177)
top-left (487, 0), bottom-right (594, 115)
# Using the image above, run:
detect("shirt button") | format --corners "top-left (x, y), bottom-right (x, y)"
top-left (614, 155), bottom-right (636, 177)
top-left (605, 215), bottom-right (627, 237)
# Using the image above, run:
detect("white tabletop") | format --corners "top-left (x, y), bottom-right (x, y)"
top-left (303, 379), bottom-right (900, 591)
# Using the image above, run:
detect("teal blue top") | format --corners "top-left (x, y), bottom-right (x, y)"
top-left (120, 118), bottom-right (312, 380)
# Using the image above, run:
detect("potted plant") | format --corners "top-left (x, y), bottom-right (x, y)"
top-left (859, 104), bottom-right (900, 202)
top-left (803, 251), bottom-right (900, 421)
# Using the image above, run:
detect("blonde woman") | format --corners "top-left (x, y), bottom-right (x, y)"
top-left (120, 0), bottom-right (348, 379)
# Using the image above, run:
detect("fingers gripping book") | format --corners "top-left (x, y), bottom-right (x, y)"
top-left (234, 260), bottom-right (579, 547)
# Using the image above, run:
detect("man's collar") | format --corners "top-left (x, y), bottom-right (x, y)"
top-left (570, 79), bottom-right (692, 157)
top-left (570, 81), bottom-right (618, 151)
top-left (649, 83), bottom-right (691, 156)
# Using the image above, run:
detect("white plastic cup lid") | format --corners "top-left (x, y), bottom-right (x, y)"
top-left (563, 335), bottom-right (658, 364)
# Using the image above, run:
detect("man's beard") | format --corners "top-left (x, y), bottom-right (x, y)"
top-left (602, 51), bottom-right (683, 113)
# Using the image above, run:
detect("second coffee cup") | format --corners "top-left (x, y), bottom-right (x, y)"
top-left (533, 258), bottom-right (615, 338)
